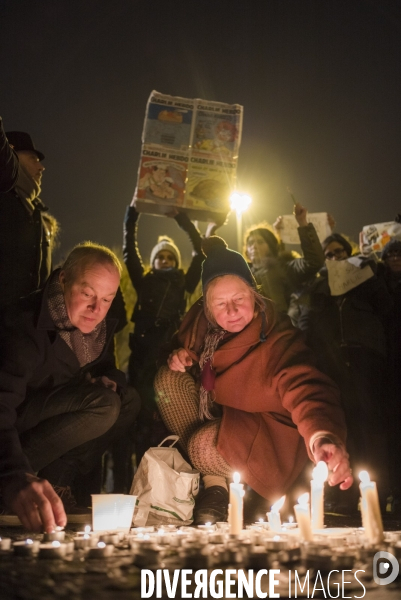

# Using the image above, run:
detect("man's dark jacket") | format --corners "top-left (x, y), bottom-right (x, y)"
top-left (0, 274), bottom-right (126, 480)
top-left (0, 117), bottom-right (51, 309)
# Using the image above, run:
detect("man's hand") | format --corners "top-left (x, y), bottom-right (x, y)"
top-left (2, 473), bottom-right (66, 532)
top-left (312, 442), bottom-right (353, 490)
top-left (293, 202), bottom-right (309, 227)
top-left (167, 348), bottom-right (193, 372)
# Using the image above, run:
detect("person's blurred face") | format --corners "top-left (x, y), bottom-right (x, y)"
top-left (246, 233), bottom-right (271, 263)
top-left (16, 150), bottom-right (45, 186)
top-left (207, 275), bottom-right (255, 332)
top-left (154, 250), bottom-right (177, 270)
top-left (385, 249), bottom-right (401, 273)
top-left (60, 263), bottom-right (120, 333)
top-left (324, 241), bottom-right (349, 261)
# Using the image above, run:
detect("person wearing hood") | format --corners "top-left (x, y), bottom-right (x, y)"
top-left (0, 117), bottom-right (58, 311)
top-left (154, 236), bottom-right (352, 524)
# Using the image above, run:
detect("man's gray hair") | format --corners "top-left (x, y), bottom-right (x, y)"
top-left (61, 242), bottom-right (122, 283)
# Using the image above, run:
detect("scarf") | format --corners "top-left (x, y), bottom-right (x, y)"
top-left (14, 163), bottom-right (41, 210)
top-left (198, 324), bottom-right (226, 420)
top-left (47, 272), bottom-right (107, 367)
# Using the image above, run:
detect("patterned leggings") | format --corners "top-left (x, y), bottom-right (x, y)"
top-left (154, 366), bottom-right (232, 478)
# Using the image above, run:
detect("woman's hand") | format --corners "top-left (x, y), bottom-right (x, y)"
top-left (293, 202), bottom-right (309, 227)
top-left (167, 348), bottom-right (193, 372)
top-left (313, 441), bottom-right (353, 490)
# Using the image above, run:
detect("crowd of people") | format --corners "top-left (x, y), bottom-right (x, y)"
top-left (0, 115), bottom-right (399, 531)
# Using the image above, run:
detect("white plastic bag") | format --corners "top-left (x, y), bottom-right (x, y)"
top-left (130, 435), bottom-right (200, 527)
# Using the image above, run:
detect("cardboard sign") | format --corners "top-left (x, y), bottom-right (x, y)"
top-left (279, 213), bottom-right (331, 244)
top-left (327, 257), bottom-right (374, 296)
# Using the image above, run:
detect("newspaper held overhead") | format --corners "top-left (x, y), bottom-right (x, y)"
top-left (327, 256), bottom-right (374, 296)
top-left (134, 91), bottom-right (243, 221)
top-left (278, 213), bottom-right (332, 245)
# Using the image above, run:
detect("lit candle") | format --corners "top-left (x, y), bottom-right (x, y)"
top-left (13, 539), bottom-right (40, 556)
top-left (311, 461), bottom-right (328, 530)
top-left (267, 495), bottom-right (285, 532)
top-left (294, 493), bottom-right (313, 542)
top-left (43, 528), bottom-right (65, 542)
top-left (0, 537), bottom-right (11, 551)
top-left (228, 472), bottom-right (245, 535)
top-left (87, 541), bottom-right (114, 558)
top-left (38, 540), bottom-right (67, 559)
top-left (359, 470), bottom-right (384, 544)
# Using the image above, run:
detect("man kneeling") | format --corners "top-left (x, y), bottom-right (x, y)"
top-left (0, 242), bottom-right (140, 531)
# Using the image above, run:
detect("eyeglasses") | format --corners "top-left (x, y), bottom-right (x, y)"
top-left (325, 248), bottom-right (347, 259)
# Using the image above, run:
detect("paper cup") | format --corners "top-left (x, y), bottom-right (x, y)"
top-left (91, 494), bottom-right (120, 531)
top-left (117, 495), bottom-right (137, 532)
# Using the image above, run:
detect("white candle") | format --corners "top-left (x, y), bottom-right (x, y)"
top-left (87, 541), bottom-right (114, 558)
top-left (228, 472), bottom-right (244, 535)
top-left (294, 492), bottom-right (313, 542)
top-left (359, 470), bottom-right (384, 544)
top-left (0, 537), bottom-right (11, 551)
top-left (38, 540), bottom-right (67, 559)
top-left (267, 495), bottom-right (286, 532)
top-left (311, 461), bottom-right (328, 530)
top-left (13, 539), bottom-right (40, 556)
top-left (43, 529), bottom-right (65, 542)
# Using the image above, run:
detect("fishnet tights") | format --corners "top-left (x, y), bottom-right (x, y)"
top-left (154, 366), bottom-right (231, 477)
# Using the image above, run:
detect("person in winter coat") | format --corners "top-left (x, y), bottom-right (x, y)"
top-left (123, 202), bottom-right (204, 461)
top-left (154, 236), bottom-right (352, 524)
top-left (0, 117), bottom-right (58, 311)
top-left (298, 233), bottom-right (393, 509)
top-left (244, 203), bottom-right (325, 317)
top-left (0, 243), bottom-right (140, 532)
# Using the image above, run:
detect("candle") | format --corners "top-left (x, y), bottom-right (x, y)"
top-left (38, 540), bottom-right (67, 559)
top-left (311, 461), bottom-right (328, 530)
top-left (294, 492), bottom-right (313, 542)
top-left (87, 541), bottom-right (114, 558)
top-left (228, 472), bottom-right (245, 535)
top-left (0, 537), bottom-right (11, 551)
top-left (267, 495), bottom-right (285, 532)
top-left (359, 470), bottom-right (384, 544)
top-left (13, 539), bottom-right (40, 557)
top-left (43, 528), bottom-right (65, 542)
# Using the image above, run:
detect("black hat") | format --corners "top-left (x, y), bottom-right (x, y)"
top-left (5, 131), bottom-right (45, 161)
top-left (201, 236), bottom-right (257, 292)
top-left (382, 238), bottom-right (401, 260)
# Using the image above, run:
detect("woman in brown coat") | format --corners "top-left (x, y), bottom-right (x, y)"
top-left (154, 237), bottom-right (352, 524)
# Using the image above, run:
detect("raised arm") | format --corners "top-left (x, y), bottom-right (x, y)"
top-left (285, 203), bottom-right (325, 284)
top-left (123, 204), bottom-right (145, 291)
top-left (0, 116), bottom-right (19, 193)
top-left (174, 211), bottom-right (205, 294)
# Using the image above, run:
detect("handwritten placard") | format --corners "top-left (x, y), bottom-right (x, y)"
top-left (279, 213), bottom-right (331, 244)
top-left (327, 257), bottom-right (374, 296)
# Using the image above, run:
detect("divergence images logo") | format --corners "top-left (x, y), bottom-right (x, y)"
top-left (373, 551), bottom-right (399, 586)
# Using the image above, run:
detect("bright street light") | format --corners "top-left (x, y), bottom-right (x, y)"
top-left (230, 192), bottom-right (252, 252)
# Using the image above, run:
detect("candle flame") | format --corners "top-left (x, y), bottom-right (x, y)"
top-left (26, 539), bottom-right (33, 545)
top-left (205, 522), bottom-right (212, 526)
top-left (97, 542), bottom-right (106, 548)
top-left (83, 534), bottom-right (90, 540)
top-left (312, 461), bottom-right (329, 483)
top-left (271, 495), bottom-right (286, 513)
top-left (288, 516), bottom-right (294, 524)
top-left (359, 470), bottom-right (370, 484)
top-left (51, 541), bottom-right (61, 548)
top-left (233, 472), bottom-right (240, 484)
top-left (273, 535), bottom-right (281, 541)
top-left (84, 525), bottom-right (91, 533)
top-left (297, 492), bottom-right (310, 506)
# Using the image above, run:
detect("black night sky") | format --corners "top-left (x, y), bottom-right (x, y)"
top-left (2, 0), bottom-right (400, 266)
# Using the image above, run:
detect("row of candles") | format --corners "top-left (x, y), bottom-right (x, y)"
top-left (228, 464), bottom-right (384, 545)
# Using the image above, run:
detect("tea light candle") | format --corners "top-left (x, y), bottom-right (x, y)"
top-left (229, 472), bottom-right (245, 535)
top-left (87, 541), bottom-right (114, 558)
top-left (74, 533), bottom-right (92, 550)
top-left (294, 492), bottom-right (313, 542)
top-left (311, 461), bottom-right (328, 530)
top-left (359, 470), bottom-right (384, 544)
top-left (267, 495), bottom-right (285, 532)
top-left (0, 537), bottom-right (12, 551)
top-left (13, 539), bottom-right (40, 557)
top-left (38, 540), bottom-right (67, 559)
top-left (43, 528), bottom-right (65, 542)
top-left (98, 532), bottom-right (119, 545)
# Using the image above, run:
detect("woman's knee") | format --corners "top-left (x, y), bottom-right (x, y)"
top-left (154, 366), bottom-right (196, 410)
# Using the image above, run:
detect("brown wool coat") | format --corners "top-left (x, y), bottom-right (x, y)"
top-left (177, 299), bottom-right (347, 500)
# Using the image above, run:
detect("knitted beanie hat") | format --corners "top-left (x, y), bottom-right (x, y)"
top-left (150, 236), bottom-right (181, 268)
top-left (201, 236), bottom-right (256, 292)
top-left (246, 227), bottom-right (279, 257)
top-left (382, 238), bottom-right (401, 260)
